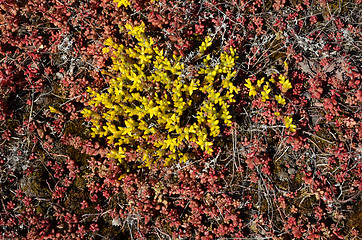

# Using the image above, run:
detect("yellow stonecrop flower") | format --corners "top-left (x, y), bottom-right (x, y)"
top-left (125, 22), bottom-right (146, 41)
top-left (261, 83), bottom-right (271, 102)
top-left (49, 106), bottom-right (61, 114)
top-left (256, 77), bottom-right (265, 88)
top-left (279, 75), bottom-right (292, 92)
top-left (113, 0), bottom-right (130, 8)
top-left (269, 76), bottom-right (276, 83)
top-left (244, 78), bottom-right (257, 96)
top-left (284, 61), bottom-right (289, 71)
top-left (243, 73), bottom-right (292, 104)
top-left (284, 116), bottom-right (297, 132)
top-left (275, 94), bottom-right (286, 105)
top-left (182, 79), bottom-right (199, 96)
top-left (83, 24), bottom-right (239, 167)
top-left (199, 36), bottom-right (212, 54)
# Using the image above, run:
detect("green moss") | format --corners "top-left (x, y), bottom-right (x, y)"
top-left (64, 144), bottom-right (89, 168)
top-left (22, 163), bottom-right (52, 198)
top-left (97, 224), bottom-right (130, 240)
top-left (63, 188), bottom-right (90, 215)
top-left (73, 176), bottom-right (87, 190)
top-left (346, 198), bottom-right (362, 235)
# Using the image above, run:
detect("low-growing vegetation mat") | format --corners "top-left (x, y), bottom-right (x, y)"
top-left (0, 0), bottom-right (361, 239)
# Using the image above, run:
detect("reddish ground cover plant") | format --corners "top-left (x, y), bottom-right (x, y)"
top-left (0, 0), bottom-right (361, 239)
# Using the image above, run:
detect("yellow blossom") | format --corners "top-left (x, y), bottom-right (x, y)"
top-left (49, 106), bottom-right (61, 114)
top-left (275, 94), bottom-right (286, 105)
top-left (279, 75), bottom-right (292, 92)
top-left (114, 0), bottom-right (131, 8)
top-left (284, 61), bottom-right (289, 71)
top-left (83, 25), bottom-right (238, 167)
top-left (256, 77), bottom-right (265, 88)
top-left (199, 36), bottom-right (213, 54)
top-left (284, 116), bottom-right (296, 132)
top-left (244, 78), bottom-right (257, 96)
top-left (269, 76), bottom-right (276, 83)
top-left (261, 83), bottom-right (271, 102)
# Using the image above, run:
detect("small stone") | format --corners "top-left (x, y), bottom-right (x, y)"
top-left (112, 218), bottom-right (122, 226)
top-left (55, 72), bottom-right (64, 80)
top-left (37, 128), bottom-right (44, 139)
top-left (288, 168), bottom-right (296, 175)
top-left (278, 171), bottom-right (288, 181)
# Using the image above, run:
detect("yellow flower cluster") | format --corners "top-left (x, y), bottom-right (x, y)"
top-left (244, 76), bottom-right (274, 103)
top-left (243, 71), bottom-right (297, 132)
top-left (82, 23), bottom-right (239, 167)
top-left (284, 116), bottom-right (296, 132)
top-left (244, 73), bottom-right (292, 100)
top-left (278, 75), bottom-right (292, 92)
top-left (275, 94), bottom-right (286, 105)
top-left (113, 0), bottom-right (157, 7)
top-left (199, 36), bottom-right (213, 54)
top-left (113, 0), bottom-right (130, 8)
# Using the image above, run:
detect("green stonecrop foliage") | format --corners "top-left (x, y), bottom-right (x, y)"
top-left (82, 22), bottom-right (239, 167)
